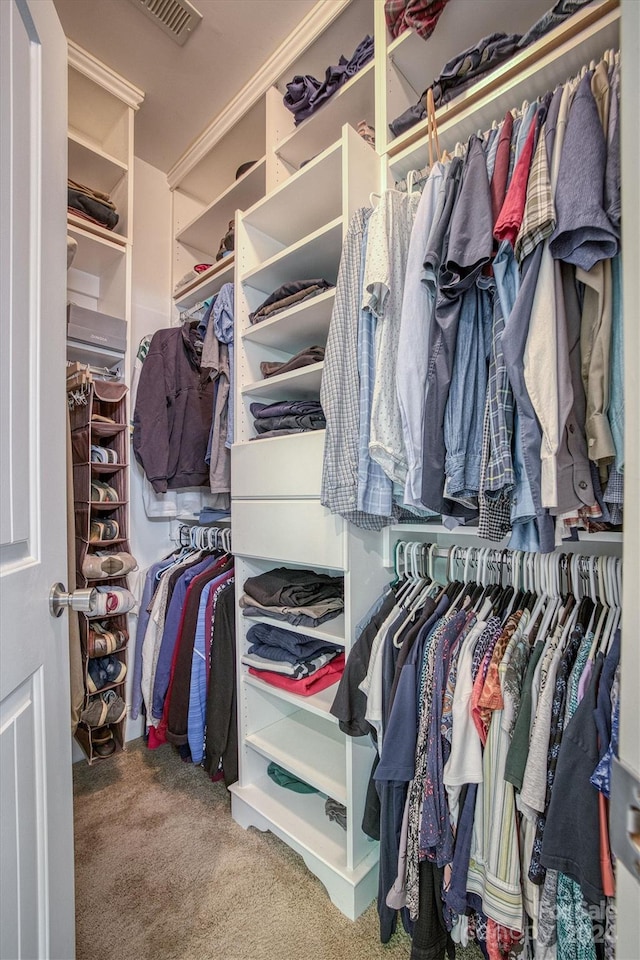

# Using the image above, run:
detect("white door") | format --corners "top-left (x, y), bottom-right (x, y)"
top-left (0, 1), bottom-right (75, 958)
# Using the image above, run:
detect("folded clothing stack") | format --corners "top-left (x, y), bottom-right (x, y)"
top-left (240, 566), bottom-right (344, 628)
top-left (260, 345), bottom-right (325, 380)
top-left (68, 178), bottom-right (119, 231)
top-left (249, 279), bottom-right (334, 325)
top-left (388, 0), bottom-right (594, 139)
top-left (243, 621), bottom-right (344, 695)
top-left (250, 399), bottom-right (326, 440)
top-left (283, 34), bottom-right (374, 126)
top-left (173, 262), bottom-right (213, 295)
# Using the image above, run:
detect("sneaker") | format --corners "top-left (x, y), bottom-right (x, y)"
top-left (90, 519), bottom-right (120, 542)
top-left (87, 586), bottom-right (135, 618)
top-left (91, 445), bottom-right (118, 464)
top-left (101, 690), bottom-right (127, 724)
top-left (82, 550), bottom-right (137, 579)
top-left (81, 695), bottom-right (109, 727)
top-left (90, 481), bottom-right (119, 502)
top-left (87, 622), bottom-right (127, 657)
top-left (95, 655), bottom-right (126, 685)
top-left (87, 659), bottom-right (108, 693)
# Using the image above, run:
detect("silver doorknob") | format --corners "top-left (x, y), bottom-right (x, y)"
top-left (49, 583), bottom-right (96, 618)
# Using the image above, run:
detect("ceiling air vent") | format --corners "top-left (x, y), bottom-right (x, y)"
top-left (127, 0), bottom-right (203, 46)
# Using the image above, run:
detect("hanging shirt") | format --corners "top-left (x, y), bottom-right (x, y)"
top-left (321, 208), bottom-right (389, 529)
top-left (364, 189), bottom-right (420, 486)
top-left (396, 162), bottom-right (445, 509)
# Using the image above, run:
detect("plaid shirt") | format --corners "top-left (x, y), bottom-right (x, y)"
top-left (478, 356), bottom-right (513, 543)
top-left (321, 209), bottom-right (390, 530)
top-left (385, 0), bottom-right (451, 40)
top-left (514, 122), bottom-right (555, 263)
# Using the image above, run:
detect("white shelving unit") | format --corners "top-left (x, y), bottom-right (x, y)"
top-left (267, 0), bottom-right (375, 186)
top-left (230, 122), bottom-right (387, 919)
top-left (66, 41), bottom-right (143, 368)
top-left (170, 96), bottom-right (267, 306)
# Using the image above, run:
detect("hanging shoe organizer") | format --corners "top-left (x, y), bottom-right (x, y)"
top-left (68, 376), bottom-right (136, 763)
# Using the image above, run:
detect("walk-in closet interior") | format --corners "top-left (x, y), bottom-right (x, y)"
top-left (3, 0), bottom-right (638, 956)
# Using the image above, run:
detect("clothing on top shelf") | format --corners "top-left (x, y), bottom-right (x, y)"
top-left (248, 279), bottom-right (334, 325)
top-left (216, 219), bottom-right (234, 262)
top-left (388, 0), bottom-right (596, 139)
top-left (322, 51), bottom-right (623, 549)
top-left (384, 0), bottom-right (451, 41)
top-left (330, 547), bottom-right (621, 958)
top-left (68, 178), bottom-right (119, 230)
top-left (283, 34), bottom-right (374, 126)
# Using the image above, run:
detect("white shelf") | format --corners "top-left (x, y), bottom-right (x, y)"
top-left (230, 775), bottom-right (349, 868)
top-left (173, 256), bottom-right (235, 308)
top-left (243, 673), bottom-right (340, 724)
top-left (241, 218), bottom-right (343, 294)
top-left (244, 141), bottom-right (342, 246)
top-left (241, 288), bottom-right (335, 352)
top-left (241, 610), bottom-right (345, 647)
top-left (241, 362), bottom-right (324, 400)
top-left (275, 61), bottom-right (375, 171)
top-left (68, 132), bottom-right (127, 196)
top-left (387, 0), bottom-right (620, 179)
top-left (176, 157), bottom-right (266, 255)
top-left (245, 709), bottom-right (347, 803)
top-left (67, 212), bottom-right (128, 246)
top-left (67, 223), bottom-right (127, 275)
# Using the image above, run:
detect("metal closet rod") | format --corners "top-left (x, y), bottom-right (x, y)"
top-left (177, 522), bottom-right (232, 553)
top-left (392, 540), bottom-right (622, 604)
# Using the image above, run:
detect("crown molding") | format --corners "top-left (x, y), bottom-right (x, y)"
top-left (67, 39), bottom-right (145, 110)
top-left (167, 0), bottom-right (351, 188)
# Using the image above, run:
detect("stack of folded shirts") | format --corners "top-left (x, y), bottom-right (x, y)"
top-left (250, 399), bottom-right (326, 440)
top-left (249, 279), bottom-right (333, 325)
top-left (68, 178), bottom-right (119, 231)
top-left (243, 622), bottom-right (345, 696)
top-left (240, 566), bottom-right (343, 628)
top-left (283, 35), bottom-right (374, 126)
top-left (173, 262), bottom-right (213, 295)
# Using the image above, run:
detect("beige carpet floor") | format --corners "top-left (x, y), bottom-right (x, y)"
top-left (73, 738), bottom-right (482, 960)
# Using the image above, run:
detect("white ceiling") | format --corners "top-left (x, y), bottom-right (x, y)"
top-left (53, 0), bottom-right (318, 173)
